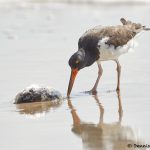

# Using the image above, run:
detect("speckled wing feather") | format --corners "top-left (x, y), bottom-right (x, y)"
top-left (100, 26), bottom-right (136, 48)
top-left (79, 25), bottom-right (136, 49)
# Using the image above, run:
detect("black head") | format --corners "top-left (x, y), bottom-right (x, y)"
top-left (67, 47), bottom-right (99, 97)
top-left (69, 49), bottom-right (86, 70)
top-left (67, 49), bottom-right (86, 97)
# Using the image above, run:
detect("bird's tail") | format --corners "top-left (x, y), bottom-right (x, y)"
top-left (120, 18), bottom-right (150, 33)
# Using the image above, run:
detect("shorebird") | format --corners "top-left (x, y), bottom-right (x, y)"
top-left (67, 18), bottom-right (150, 97)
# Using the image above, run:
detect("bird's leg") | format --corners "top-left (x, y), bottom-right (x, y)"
top-left (90, 62), bottom-right (103, 95)
top-left (115, 59), bottom-right (121, 91)
top-left (116, 91), bottom-right (123, 123)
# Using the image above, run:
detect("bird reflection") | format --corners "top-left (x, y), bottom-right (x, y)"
top-left (68, 92), bottom-right (145, 150)
top-left (16, 100), bottom-right (62, 116)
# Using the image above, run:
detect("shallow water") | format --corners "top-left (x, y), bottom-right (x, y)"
top-left (0, 2), bottom-right (150, 150)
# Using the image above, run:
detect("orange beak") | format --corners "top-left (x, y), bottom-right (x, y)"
top-left (67, 68), bottom-right (78, 97)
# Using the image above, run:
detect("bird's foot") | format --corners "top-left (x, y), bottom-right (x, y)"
top-left (85, 89), bottom-right (97, 95)
top-left (116, 87), bottom-right (120, 92)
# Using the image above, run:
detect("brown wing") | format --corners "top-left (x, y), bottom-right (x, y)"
top-left (79, 22), bottom-right (139, 52)
top-left (104, 26), bottom-right (136, 48)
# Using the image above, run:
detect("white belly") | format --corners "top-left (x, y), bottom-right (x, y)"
top-left (99, 46), bottom-right (127, 61)
top-left (98, 38), bottom-right (137, 61)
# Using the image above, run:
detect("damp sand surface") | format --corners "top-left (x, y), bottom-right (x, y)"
top-left (0, 2), bottom-right (150, 150)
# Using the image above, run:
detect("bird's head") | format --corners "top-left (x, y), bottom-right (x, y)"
top-left (67, 49), bottom-right (86, 97)
top-left (69, 49), bottom-right (86, 70)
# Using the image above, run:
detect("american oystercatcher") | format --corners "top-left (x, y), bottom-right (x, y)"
top-left (67, 18), bottom-right (150, 97)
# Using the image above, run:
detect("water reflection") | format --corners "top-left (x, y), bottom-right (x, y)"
top-left (68, 92), bottom-right (145, 150)
top-left (16, 100), bottom-right (62, 116)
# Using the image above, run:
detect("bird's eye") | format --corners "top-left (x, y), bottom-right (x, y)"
top-left (75, 60), bottom-right (80, 64)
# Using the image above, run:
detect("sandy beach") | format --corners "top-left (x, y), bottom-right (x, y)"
top-left (0, 1), bottom-right (150, 150)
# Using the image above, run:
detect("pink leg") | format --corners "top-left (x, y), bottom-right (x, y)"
top-left (117, 91), bottom-right (123, 123)
top-left (115, 59), bottom-right (121, 91)
top-left (90, 62), bottom-right (103, 95)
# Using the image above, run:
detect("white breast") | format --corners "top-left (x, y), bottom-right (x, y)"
top-left (98, 37), bottom-right (137, 61)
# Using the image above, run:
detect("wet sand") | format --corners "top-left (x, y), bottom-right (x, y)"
top-left (0, 2), bottom-right (150, 150)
